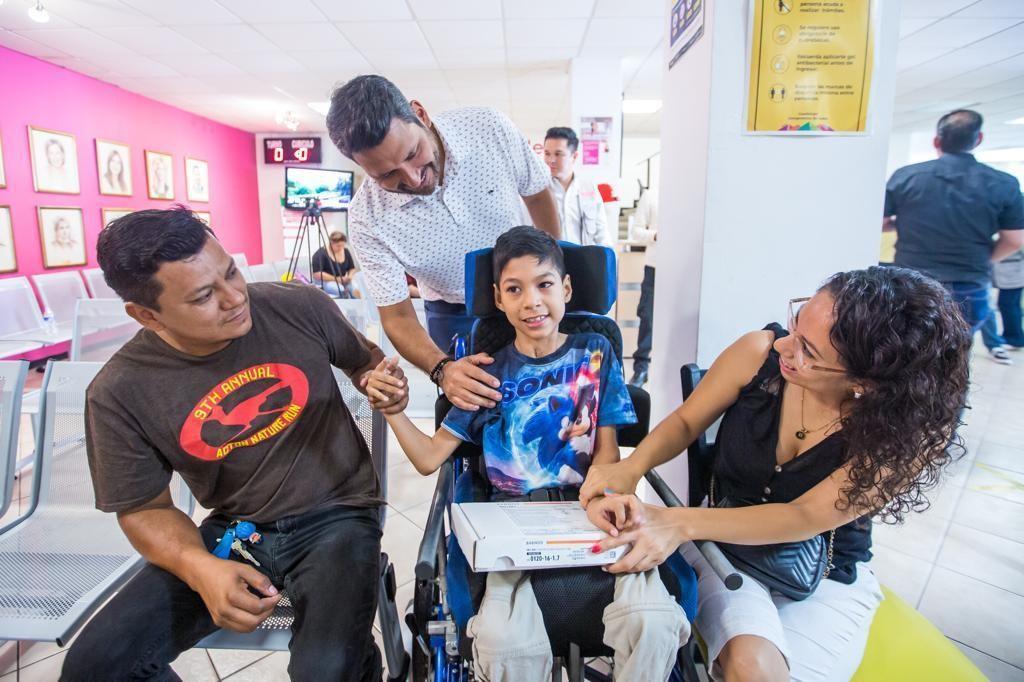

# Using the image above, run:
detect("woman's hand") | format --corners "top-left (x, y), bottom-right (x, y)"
top-left (591, 498), bottom-right (690, 574)
top-left (579, 459), bottom-right (644, 508)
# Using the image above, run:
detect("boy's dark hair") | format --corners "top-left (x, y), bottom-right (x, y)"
top-left (936, 109), bottom-right (983, 154)
top-left (327, 75), bottom-right (422, 158)
top-left (545, 126), bottom-right (579, 153)
top-left (97, 206), bottom-right (214, 310)
top-left (493, 226), bottom-right (566, 285)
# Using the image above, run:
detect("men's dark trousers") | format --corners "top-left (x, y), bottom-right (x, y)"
top-left (633, 266), bottom-right (656, 372)
top-left (424, 299), bottom-right (475, 354)
top-left (997, 287), bottom-right (1024, 347)
top-left (60, 505), bottom-right (383, 682)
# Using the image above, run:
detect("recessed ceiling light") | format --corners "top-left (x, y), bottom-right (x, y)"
top-left (622, 99), bottom-right (662, 114)
top-left (28, 1), bottom-right (50, 23)
top-left (1007, 116), bottom-right (1024, 125)
top-left (308, 102), bottom-right (330, 116)
top-left (275, 110), bottom-right (300, 131)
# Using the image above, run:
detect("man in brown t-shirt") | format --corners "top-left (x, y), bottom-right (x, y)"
top-left (62, 207), bottom-right (407, 682)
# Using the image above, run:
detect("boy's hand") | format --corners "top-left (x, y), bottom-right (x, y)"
top-left (441, 353), bottom-right (502, 411)
top-left (363, 357), bottom-right (408, 414)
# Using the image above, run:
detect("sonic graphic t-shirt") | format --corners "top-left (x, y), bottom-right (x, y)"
top-left (442, 333), bottom-right (636, 496)
top-left (85, 282), bottom-right (384, 523)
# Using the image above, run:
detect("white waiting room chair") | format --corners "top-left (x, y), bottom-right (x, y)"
top-left (230, 253), bottom-right (255, 283)
top-left (31, 271), bottom-right (91, 326)
top-left (0, 361), bottom-right (193, 645)
top-left (81, 268), bottom-right (118, 299)
top-left (0, 277), bottom-right (68, 352)
top-left (0, 361), bottom-right (28, 520)
top-left (70, 299), bottom-right (140, 363)
top-left (248, 263), bottom-right (279, 283)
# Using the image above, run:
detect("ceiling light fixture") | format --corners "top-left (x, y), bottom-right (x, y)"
top-left (1007, 116), bottom-right (1024, 125)
top-left (275, 110), bottom-right (300, 131)
top-left (307, 102), bottom-right (330, 116)
top-left (28, 0), bottom-right (50, 23)
top-left (622, 99), bottom-right (662, 114)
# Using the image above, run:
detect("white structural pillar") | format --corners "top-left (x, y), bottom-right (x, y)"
top-left (568, 57), bottom-right (623, 186)
top-left (649, 0), bottom-right (903, 497)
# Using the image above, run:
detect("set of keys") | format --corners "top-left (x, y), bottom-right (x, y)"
top-left (211, 520), bottom-right (264, 567)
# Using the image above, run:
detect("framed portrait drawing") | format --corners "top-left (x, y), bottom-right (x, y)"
top-left (102, 207), bottom-right (133, 228)
top-left (38, 206), bottom-right (86, 268)
top-left (96, 139), bottom-right (133, 196)
top-left (29, 126), bottom-right (80, 194)
top-left (0, 133), bottom-right (6, 188)
top-left (194, 211), bottom-right (211, 226)
top-left (0, 206), bottom-right (15, 273)
top-left (145, 150), bottom-right (174, 200)
top-left (185, 157), bottom-right (209, 202)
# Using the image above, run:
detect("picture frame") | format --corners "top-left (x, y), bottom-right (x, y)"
top-left (38, 206), bottom-right (87, 268)
top-left (0, 206), bottom-right (15, 274)
top-left (194, 211), bottom-right (211, 226)
top-left (0, 132), bottom-right (6, 189)
top-left (185, 156), bottom-right (209, 202)
top-left (145, 149), bottom-right (174, 200)
top-left (28, 125), bottom-right (81, 194)
top-left (96, 139), bottom-right (133, 196)
top-left (102, 207), bottom-right (133, 228)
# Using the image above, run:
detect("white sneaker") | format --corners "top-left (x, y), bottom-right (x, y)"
top-left (989, 346), bottom-right (1013, 365)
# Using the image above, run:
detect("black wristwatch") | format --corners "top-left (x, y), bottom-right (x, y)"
top-left (429, 357), bottom-right (453, 386)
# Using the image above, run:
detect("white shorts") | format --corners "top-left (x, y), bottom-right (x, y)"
top-left (680, 542), bottom-right (883, 682)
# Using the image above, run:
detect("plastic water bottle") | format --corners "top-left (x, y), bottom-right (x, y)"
top-left (42, 309), bottom-right (57, 336)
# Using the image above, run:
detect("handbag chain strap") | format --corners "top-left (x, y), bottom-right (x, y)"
top-left (710, 473), bottom-right (836, 578)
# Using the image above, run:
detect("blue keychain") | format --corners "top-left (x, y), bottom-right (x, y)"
top-left (453, 334), bottom-right (466, 360)
top-left (211, 527), bottom-right (236, 559)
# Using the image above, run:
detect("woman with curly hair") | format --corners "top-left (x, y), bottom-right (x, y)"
top-left (578, 266), bottom-right (971, 682)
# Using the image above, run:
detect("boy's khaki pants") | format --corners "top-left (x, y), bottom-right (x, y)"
top-left (466, 569), bottom-right (690, 682)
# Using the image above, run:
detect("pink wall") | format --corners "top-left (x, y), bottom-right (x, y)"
top-left (0, 46), bottom-right (262, 283)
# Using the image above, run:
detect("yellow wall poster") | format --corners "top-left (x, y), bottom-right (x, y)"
top-left (746, 0), bottom-right (874, 134)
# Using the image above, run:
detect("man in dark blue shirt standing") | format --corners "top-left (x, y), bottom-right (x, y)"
top-left (884, 109), bottom-right (1024, 364)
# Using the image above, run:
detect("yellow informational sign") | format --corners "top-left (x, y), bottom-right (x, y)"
top-left (746, 0), bottom-right (874, 133)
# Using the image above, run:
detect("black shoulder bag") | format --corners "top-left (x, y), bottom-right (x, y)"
top-left (710, 475), bottom-right (835, 601)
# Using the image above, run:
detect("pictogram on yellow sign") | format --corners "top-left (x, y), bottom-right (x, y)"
top-left (747, 0), bottom-right (874, 134)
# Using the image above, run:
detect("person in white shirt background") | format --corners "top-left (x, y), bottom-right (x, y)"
top-left (327, 75), bottom-right (561, 413)
top-left (543, 127), bottom-right (612, 247)
top-left (630, 184), bottom-right (658, 387)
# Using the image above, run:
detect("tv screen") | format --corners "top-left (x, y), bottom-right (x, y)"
top-left (285, 167), bottom-right (354, 211)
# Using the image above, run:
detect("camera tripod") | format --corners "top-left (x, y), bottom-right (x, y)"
top-left (285, 198), bottom-right (346, 297)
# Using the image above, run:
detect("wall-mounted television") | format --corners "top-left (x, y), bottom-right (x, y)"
top-left (285, 167), bottom-right (354, 212)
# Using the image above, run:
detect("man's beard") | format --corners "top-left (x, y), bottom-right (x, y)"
top-left (394, 147), bottom-right (442, 196)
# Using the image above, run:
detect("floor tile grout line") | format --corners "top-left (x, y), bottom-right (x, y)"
top-left (205, 650), bottom-right (221, 682)
top-left (949, 637), bottom-right (1024, 671)
top-left (933, 561), bottom-right (1024, 601)
top-left (213, 651), bottom-right (274, 681)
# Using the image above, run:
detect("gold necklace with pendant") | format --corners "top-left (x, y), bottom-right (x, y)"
top-left (796, 387), bottom-right (842, 440)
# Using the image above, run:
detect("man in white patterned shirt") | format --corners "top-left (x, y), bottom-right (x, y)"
top-left (327, 75), bottom-right (561, 411)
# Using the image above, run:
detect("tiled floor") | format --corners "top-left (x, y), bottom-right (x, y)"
top-left (3, 348), bottom-right (1023, 681)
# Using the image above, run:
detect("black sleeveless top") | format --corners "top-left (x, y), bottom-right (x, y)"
top-left (711, 324), bottom-right (872, 584)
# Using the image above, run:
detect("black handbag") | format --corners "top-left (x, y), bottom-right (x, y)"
top-left (710, 475), bottom-right (834, 601)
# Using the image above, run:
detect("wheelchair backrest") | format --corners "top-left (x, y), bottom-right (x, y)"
top-left (680, 363), bottom-right (722, 506)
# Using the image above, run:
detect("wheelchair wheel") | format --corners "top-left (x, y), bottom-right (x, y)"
top-left (411, 634), bottom-right (431, 682)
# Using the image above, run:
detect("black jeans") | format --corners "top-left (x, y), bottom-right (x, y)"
top-left (61, 505), bottom-right (383, 682)
top-left (423, 299), bottom-right (474, 354)
top-left (998, 286), bottom-right (1024, 347)
top-left (633, 266), bottom-right (656, 372)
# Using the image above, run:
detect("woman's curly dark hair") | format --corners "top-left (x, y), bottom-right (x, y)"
top-left (821, 266), bottom-right (971, 524)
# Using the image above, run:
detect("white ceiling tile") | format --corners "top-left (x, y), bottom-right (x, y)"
top-left (311, 0), bottom-right (412, 21)
top-left (15, 28), bottom-right (136, 56)
top-left (901, 0), bottom-right (976, 18)
top-left (92, 26), bottom-right (209, 54)
top-left (174, 24), bottom-right (280, 52)
top-left (220, 50), bottom-right (309, 74)
top-left (200, 73), bottom-right (277, 96)
top-left (899, 17), bottom-right (1020, 49)
top-left (577, 44), bottom-right (653, 59)
top-left (290, 49), bottom-right (372, 72)
top-left (593, 0), bottom-right (661, 17)
top-left (900, 18), bottom-right (936, 38)
top-left (421, 20), bottom-right (503, 49)
top-left (336, 21), bottom-right (429, 51)
top-left (361, 49), bottom-right (438, 69)
top-left (0, 29), bottom-right (70, 59)
top-left (408, 0), bottom-right (502, 20)
top-left (503, 0), bottom-right (594, 19)
top-left (118, 0), bottom-right (241, 25)
top-left (152, 53), bottom-right (247, 77)
top-left (505, 18), bottom-right (587, 47)
top-left (253, 22), bottom-right (353, 51)
top-left (956, 0), bottom-right (1024, 18)
top-left (45, 57), bottom-right (116, 80)
top-left (0, 3), bottom-right (77, 30)
top-left (385, 69), bottom-right (450, 90)
top-left (505, 46), bottom-right (577, 65)
top-left (897, 46), bottom-right (949, 71)
top-left (434, 48), bottom-right (507, 69)
top-left (89, 53), bottom-right (182, 77)
top-left (112, 75), bottom-right (216, 94)
top-left (584, 17), bottom-right (661, 48)
top-left (44, 0), bottom-right (160, 27)
top-left (217, 0), bottom-right (328, 23)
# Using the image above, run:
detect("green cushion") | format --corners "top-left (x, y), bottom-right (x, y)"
top-left (851, 586), bottom-right (985, 682)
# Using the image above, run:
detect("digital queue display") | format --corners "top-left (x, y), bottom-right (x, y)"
top-left (263, 137), bottom-right (322, 164)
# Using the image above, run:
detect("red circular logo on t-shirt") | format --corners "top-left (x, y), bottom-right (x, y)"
top-left (179, 363), bottom-right (309, 461)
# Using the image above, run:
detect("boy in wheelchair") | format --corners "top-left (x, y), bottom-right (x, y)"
top-left (366, 226), bottom-right (690, 681)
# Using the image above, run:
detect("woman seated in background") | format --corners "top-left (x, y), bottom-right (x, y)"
top-left (312, 231), bottom-right (359, 298)
top-left (580, 266), bottom-right (971, 682)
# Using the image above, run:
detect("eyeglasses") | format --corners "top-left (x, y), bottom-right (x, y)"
top-left (786, 297), bottom-right (845, 374)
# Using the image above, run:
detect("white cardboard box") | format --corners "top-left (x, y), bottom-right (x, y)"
top-left (452, 501), bottom-right (627, 572)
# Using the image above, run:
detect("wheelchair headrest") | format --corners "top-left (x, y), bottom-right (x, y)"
top-left (464, 241), bottom-right (617, 317)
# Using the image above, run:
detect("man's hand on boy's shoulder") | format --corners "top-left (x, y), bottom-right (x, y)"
top-left (363, 357), bottom-right (409, 415)
top-left (440, 353), bottom-right (503, 412)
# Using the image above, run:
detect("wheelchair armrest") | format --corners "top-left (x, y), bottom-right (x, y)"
top-left (645, 471), bottom-right (743, 591)
top-left (415, 458), bottom-right (454, 582)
